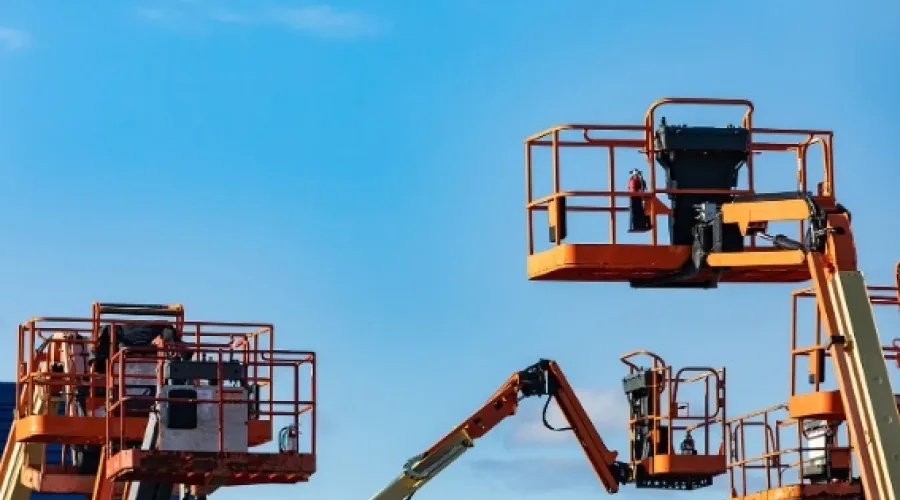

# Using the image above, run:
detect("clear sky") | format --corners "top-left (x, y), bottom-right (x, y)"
top-left (0, 1), bottom-right (899, 499)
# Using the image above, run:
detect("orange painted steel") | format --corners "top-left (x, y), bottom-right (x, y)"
top-left (720, 279), bottom-right (899, 499)
top-left (11, 304), bottom-right (317, 497)
top-left (16, 316), bottom-right (288, 444)
top-left (103, 345), bottom-right (316, 486)
top-left (524, 97), bottom-right (834, 284)
top-left (15, 415), bottom-right (272, 447)
top-left (620, 350), bottom-right (727, 482)
top-left (106, 449), bottom-right (314, 486)
top-left (522, 98), bottom-right (900, 498)
top-left (895, 259), bottom-right (900, 306)
top-left (725, 405), bottom-right (863, 500)
top-left (788, 283), bottom-right (900, 422)
top-left (399, 359), bottom-right (626, 493)
top-left (374, 354), bottom-right (731, 497)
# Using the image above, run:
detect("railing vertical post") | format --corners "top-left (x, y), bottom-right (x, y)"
top-left (551, 130), bottom-right (560, 195)
top-left (796, 424), bottom-right (806, 482)
top-left (704, 377), bottom-right (711, 454)
top-left (551, 130), bottom-right (562, 248)
top-left (666, 367), bottom-right (673, 458)
top-left (293, 361), bottom-right (300, 454)
top-left (217, 351), bottom-right (224, 453)
top-left (105, 357), bottom-right (109, 461)
top-left (739, 421), bottom-right (748, 496)
top-left (118, 351), bottom-right (124, 452)
top-left (28, 321), bottom-right (35, 415)
top-left (525, 141), bottom-right (534, 255)
top-left (310, 355), bottom-right (316, 458)
top-left (763, 411), bottom-right (772, 490)
top-left (17, 323), bottom-right (23, 417)
top-left (608, 146), bottom-right (617, 244)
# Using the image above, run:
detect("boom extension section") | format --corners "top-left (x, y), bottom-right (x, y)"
top-left (369, 360), bottom-right (628, 500)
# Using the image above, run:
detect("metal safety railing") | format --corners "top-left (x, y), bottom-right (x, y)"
top-left (524, 97), bottom-right (835, 254)
top-left (724, 404), bottom-right (855, 497)
top-left (105, 345), bottom-right (316, 456)
top-left (789, 282), bottom-right (900, 398)
top-left (15, 312), bottom-right (314, 458)
top-left (620, 350), bottom-right (727, 462)
top-left (726, 281), bottom-right (900, 498)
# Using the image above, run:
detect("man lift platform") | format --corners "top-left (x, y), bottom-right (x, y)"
top-left (370, 354), bottom-right (728, 499)
top-left (524, 97), bottom-right (900, 500)
top-left (1, 302), bottom-right (317, 500)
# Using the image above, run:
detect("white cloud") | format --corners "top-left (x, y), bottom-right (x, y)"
top-left (469, 457), bottom-right (600, 493)
top-left (137, 2), bottom-right (383, 39)
top-left (0, 27), bottom-right (30, 52)
top-left (268, 6), bottom-right (381, 38)
top-left (510, 387), bottom-right (629, 446)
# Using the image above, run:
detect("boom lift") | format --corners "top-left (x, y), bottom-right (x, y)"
top-left (2, 302), bottom-right (317, 500)
top-left (525, 97), bottom-right (900, 499)
top-left (724, 274), bottom-right (900, 499)
top-left (371, 355), bottom-right (727, 499)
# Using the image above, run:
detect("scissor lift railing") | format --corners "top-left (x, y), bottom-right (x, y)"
top-left (620, 350), bottom-right (727, 484)
top-left (524, 97), bottom-right (836, 285)
top-left (103, 346), bottom-right (316, 487)
top-left (725, 405), bottom-right (863, 500)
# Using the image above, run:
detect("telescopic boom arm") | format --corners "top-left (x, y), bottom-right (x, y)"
top-left (701, 194), bottom-right (900, 500)
top-left (369, 359), bottom-right (630, 500)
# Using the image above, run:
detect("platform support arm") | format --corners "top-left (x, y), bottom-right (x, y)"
top-left (368, 430), bottom-right (473, 500)
top-left (370, 360), bottom-right (629, 499)
top-left (718, 200), bottom-right (899, 498)
top-left (540, 360), bottom-right (628, 492)
top-left (368, 374), bottom-right (522, 500)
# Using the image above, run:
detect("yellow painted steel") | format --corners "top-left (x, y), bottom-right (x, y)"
top-left (829, 271), bottom-right (900, 500)
top-left (369, 430), bottom-right (473, 500)
top-left (0, 391), bottom-right (51, 500)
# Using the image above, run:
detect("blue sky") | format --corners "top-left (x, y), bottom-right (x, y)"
top-left (0, 1), bottom-right (899, 499)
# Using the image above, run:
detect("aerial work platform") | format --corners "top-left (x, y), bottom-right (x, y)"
top-left (525, 97), bottom-right (838, 288)
top-left (369, 351), bottom-right (728, 499)
top-left (4, 302), bottom-right (317, 500)
top-left (525, 98), bottom-right (900, 499)
top-left (722, 275), bottom-right (900, 500)
top-left (787, 280), bottom-right (900, 422)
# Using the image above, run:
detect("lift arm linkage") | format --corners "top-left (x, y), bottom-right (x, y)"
top-left (369, 359), bottom-right (628, 500)
top-left (713, 195), bottom-right (900, 500)
top-left (708, 193), bottom-right (850, 269)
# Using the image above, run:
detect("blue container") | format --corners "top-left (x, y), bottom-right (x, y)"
top-left (0, 382), bottom-right (83, 500)
top-left (0, 382), bottom-right (18, 404)
top-left (30, 494), bottom-right (84, 500)
top-left (0, 381), bottom-right (180, 500)
top-left (0, 381), bottom-right (15, 445)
